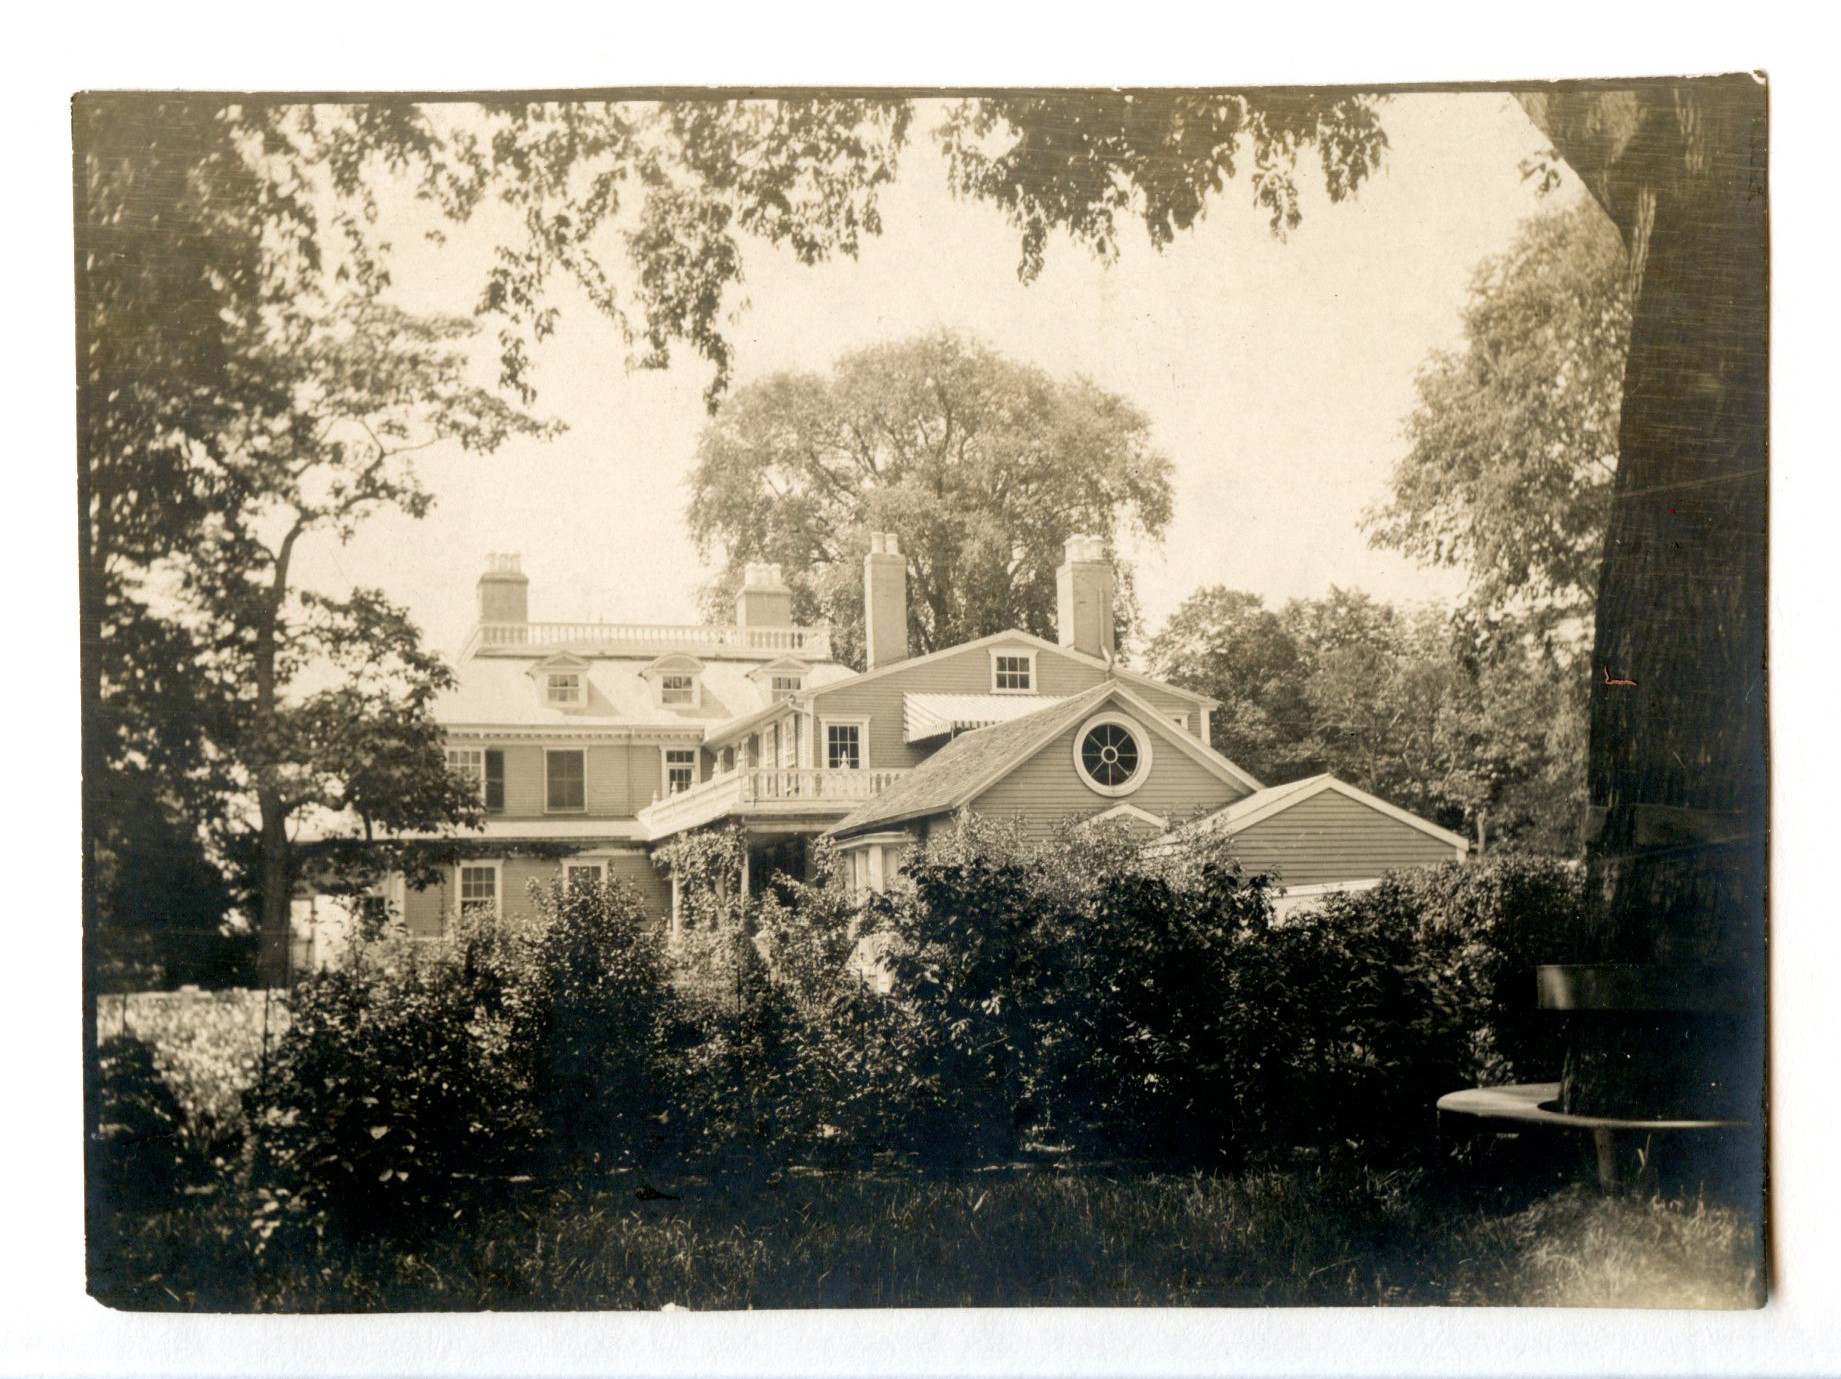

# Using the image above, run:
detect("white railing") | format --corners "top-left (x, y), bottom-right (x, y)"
top-left (638, 766), bottom-right (910, 838)
top-left (477, 620), bottom-right (830, 658)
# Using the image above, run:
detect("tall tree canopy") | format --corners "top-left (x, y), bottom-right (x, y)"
top-left (688, 332), bottom-right (1174, 665)
top-left (1367, 199), bottom-right (1631, 639)
top-left (1147, 587), bottom-right (1581, 854)
top-left (80, 101), bottom-right (554, 984)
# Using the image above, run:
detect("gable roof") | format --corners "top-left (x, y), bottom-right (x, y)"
top-left (828, 682), bottom-right (1261, 838)
top-left (810, 629), bottom-right (1221, 710)
top-left (1157, 773), bottom-right (1470, 853)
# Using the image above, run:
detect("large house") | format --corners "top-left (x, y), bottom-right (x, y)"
top-left (299, 537), bottom-right (1465, 958)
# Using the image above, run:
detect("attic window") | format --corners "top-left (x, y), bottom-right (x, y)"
top-left (1073, 713), bottom-right (1152, 798)
top-left (661, 673), bottom-right (696, 706)
top-left (546, 672), bottom-right (582, 706)
top-left (770, 674), bottom-right (802, 702)
top-left (990, 649), bottom-right (1037, 693)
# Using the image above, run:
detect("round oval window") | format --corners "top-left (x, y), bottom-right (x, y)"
top-left (1075, 716), bottom-right (1148, 795)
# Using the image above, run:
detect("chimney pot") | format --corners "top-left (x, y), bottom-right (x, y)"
top-left (736, 559), bottom-right (794, 626)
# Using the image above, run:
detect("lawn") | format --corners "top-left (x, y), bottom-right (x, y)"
top-left (96, 1163), bottom-right (1762, 1312)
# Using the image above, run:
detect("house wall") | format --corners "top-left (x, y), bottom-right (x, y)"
top-left (968, 717), bottom-right (1251, 837)
top-left (464, 740), bottom-right (692, 821)
top-left (396, 846), bottom-right (671, 937)
top-left (811, 639), bottom-right (1207, 773)
top-left (1226, 789), bottom-right (1462, 887)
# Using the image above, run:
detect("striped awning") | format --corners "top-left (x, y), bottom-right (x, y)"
top-left (903, 692), bottom-right (1066, 743)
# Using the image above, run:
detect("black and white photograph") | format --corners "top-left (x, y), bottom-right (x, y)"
top-left (66, 72), bottom-right (1777, 1334)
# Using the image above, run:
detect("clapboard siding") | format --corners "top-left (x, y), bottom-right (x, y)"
top-left (970, 720), bottom-right (1250, 837)
top-left (397, 847), bottom-right (668, 936)
top-left (475, 742), bottom-right (669, 819)
top-left (815, 638), bottom-right (1209, 771)
top-left (1228, 789), bottom-right (1460, 886)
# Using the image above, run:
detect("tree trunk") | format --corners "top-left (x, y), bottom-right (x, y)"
top-left (1521, 80), bottom-right (1768, 1138)
top-left (256, 793), bottom-right (292, 987)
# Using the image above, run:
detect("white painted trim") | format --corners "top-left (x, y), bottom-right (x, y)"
top-left (1209, 775), bottom-right (1471, 853)
top-left (543, 746), bottom-right (588, 813)
top-left (836, 830), bottom-right (917, 850)
top-left (542, 669), bottom-right (587, 707)
top-left (660, 745), bottom-right (700, 798)
top-left (561, 859), bottom-right (607, 894)
top-left (819, 715), bottom-right (872, 770)
top-left (453, 858), bottom-right (504, 922)
top-left (1081, 802), bottom-right (1170, 832)
top-left (443, 725), bottom-right (706, 745)
top-left (1073, 710), bottom-right (1155, 798)
top-left (988, 647), bottom-right (1039, 694)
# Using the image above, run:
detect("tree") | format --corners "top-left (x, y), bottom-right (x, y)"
top-left (1144, 588), bottom-right (1314, 783)
top-left (687, 332), bottom-right (1174, 664)
top-left (182, 299), bottom-right (554, 983)
top-left (1150, 585), bottom-right (1582, 854)
top-left (1366, 199), bottom-right (1631, 641)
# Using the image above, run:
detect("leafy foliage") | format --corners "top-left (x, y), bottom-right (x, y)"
top-left (1148, 586), bottom-right (1586, 853)
top-left (1366, 200), bottom-right (1630, 638)
top-left (244, 876), bottom-right (674, 1243)
top-left (689, 331), bottom-right (1173, 664)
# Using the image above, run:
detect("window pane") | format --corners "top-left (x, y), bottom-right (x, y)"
top-left (994, 655), bottom-right (1031, 691)
top-left (547, 673), bottom-right (581, 704)
top-left (826, 724), bottom-right (861, 770)
top-left (565, 864), bottom-right (603, 892)
top-left (771, 674), bottom-right (800, 701)
top-left (484, 749), bottom-right (505, 812)
top-left (547, 751), bottom-right (585, 810)
top-left (460, 866), bottom-right (498, 914)
top-left (661, 673), bottom-right (694, 705)
top-left (666, 748), bottom-right (697, 794)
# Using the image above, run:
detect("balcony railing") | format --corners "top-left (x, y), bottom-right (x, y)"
top-left (638, 766), bottom-right (910, 839)
top-left (476, 620), bottom-right (830, 658)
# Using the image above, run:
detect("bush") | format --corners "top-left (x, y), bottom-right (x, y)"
top-left (843, 821), bottom-right (1576, 1168)
top-left (244, 875), bottom-right (677, 1243)
top-left (523, 876), bottom-right (675, 1173)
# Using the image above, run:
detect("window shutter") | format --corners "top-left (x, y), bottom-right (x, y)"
top-left (484, 750), bottom-right (505, 812)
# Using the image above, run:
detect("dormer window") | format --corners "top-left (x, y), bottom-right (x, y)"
top-left (749, 655), bottom-right (811, 706)
top-left (642, 652), bottom-right (706, 709)
top-left (990, 648), bottom-right (1037, 693)
top-left (529, 651), bottom-right (592, 711)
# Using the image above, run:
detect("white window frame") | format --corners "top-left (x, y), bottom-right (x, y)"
top-left (989, 648), bottom-right (1038, 694)
top-left (446, 747), bottom-right (486, 803)
top-left (563, 859), bottom-right (607, 895)
top-left (770, 673), bottom-right (802, 702)
top-left (455, 860), bottom-right (503, 920)
top-left (546, 672), bottom-right (584, 706)
top-left (544, 747), bottom-right (587, 813)
top-left (777, 715), bottom-right (797, 769)
top-left (821, 716), bottom-right (871, 771)
top-left (1072, 711), bottom-right (1153, 799)
top-left (659, 672), bottom-right (699, 707)
top-left (662, 747), bottom-right (699, 796)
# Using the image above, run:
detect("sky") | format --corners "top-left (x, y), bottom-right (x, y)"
top-left (290, 92), bottom-right (1578, 658)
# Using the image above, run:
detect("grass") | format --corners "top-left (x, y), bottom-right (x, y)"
top-left (94, 1163), bottom-right (1763, 1312)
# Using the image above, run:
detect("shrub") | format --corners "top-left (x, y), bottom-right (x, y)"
top-left (522, 876), bottom-right (675, 1174)
top-left (243, 914), bottom-right (543, 1243)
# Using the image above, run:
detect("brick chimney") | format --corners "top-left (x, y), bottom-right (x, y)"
top-left (477, 552), bottom-right (528, 625)
top-left (1056, 535), bottom-right (1115, 660)
top-left (735, 561), bottom-right (795, 627)
top-left (864, 532), bottom-right (909, 670)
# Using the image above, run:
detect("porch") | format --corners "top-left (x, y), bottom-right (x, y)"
top-left (637, 766), bottom-right (911, 841)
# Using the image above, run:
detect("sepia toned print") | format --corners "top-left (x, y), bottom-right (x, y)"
top-left (78, 82), bottom-right (1766, 1311)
